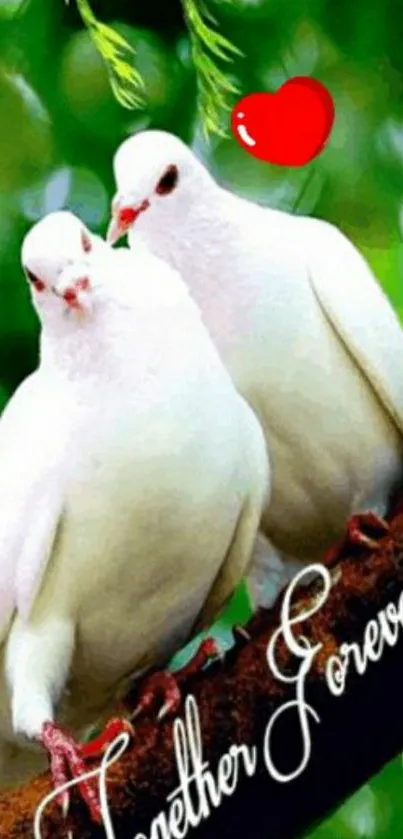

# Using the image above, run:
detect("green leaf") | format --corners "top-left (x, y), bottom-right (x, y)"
top-left (72, 0), bottom-right (145, 109)
top-left (181, 0), bottom-right (242, 137)
top-left (69, 0), bottom-right (240, 136)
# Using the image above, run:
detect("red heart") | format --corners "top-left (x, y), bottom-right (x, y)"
top-left (231, 77), bottom-right (335, 166)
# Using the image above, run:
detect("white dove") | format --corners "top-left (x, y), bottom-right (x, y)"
top-left (0, 211), bottom-right (269, 820)
top-left (107, 129), bottom-right (403, 570)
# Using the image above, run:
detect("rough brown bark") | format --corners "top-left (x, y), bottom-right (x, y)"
top-left (1, 502), bottom-right (403, 839)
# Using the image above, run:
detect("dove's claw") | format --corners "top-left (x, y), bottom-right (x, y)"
top-left (80, 717), bottom-right (134, 760)
top-left (41, 722), bottom-right (101, 823)
top-left (324, 511), bottom-right (390, 567)
top-left (158, 698), bottom-right (178, 722)
top-left (346, 512), bottom-right (389, 548)
top-left (177, 637), bottom-right (221, 678)
top-left (233, 625), bottom-right (251, 648)
top-left (131, 671), bottom-right (182, 720)
top-left (131, 637), bottom-right (221, 722)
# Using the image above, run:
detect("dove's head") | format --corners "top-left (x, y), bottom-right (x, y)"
top-left (21, 211), bottom-right (105, 321)
top-left (107, 130), bottom-right (214, 245)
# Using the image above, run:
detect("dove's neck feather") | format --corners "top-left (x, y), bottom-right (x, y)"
top-left (131, 186), bottom-right (286, 353)
top-left (38, 287), bottom-right (219, 399)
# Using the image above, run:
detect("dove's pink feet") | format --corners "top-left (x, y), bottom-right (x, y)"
top-left (347, 512), bottom-right (389, 547)
top-left (324, 512), bottom-right (389, 567)
top-left (40, 718), bottom-right (134, 823)
top-left (132, 637), bottom-right (220, 721)
top-left (41, 722), bottom-right (102, 822)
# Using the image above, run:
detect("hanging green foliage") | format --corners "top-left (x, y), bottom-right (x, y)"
top-left (181, 0), bottom-right (242, 136)
top-left (74, 0), bottom-right (145, 109)
top-left (70, 0), bottom-right (240, 136)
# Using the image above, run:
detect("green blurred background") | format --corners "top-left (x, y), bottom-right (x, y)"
top-left (0, 0), bottom-right (402, 836)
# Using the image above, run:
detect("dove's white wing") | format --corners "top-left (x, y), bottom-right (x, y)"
top-left (0, 372), bottom-right (68, 642)
top-left (306, 220), bottom-right (403, 434)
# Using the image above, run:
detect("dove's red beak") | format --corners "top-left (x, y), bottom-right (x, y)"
top-left (58, 277), bottom-right (92, 313)
top-left (107, 198), bottom-right (150, 245)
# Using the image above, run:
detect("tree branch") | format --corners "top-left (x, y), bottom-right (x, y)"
top-left (1, 501), bottom-right (403, 839)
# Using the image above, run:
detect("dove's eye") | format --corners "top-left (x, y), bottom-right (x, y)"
top-left (24, 268), bottom-right (45, 292)
top-left (25, 268), bottom-right (39, 284)
top-left (156, 164), bottom-right (179, 196)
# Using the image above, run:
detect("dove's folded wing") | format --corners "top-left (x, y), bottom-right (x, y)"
top-left (0, 373), bottom-right (69, 643)
top-left (307, 221), bottom-right (403, 435)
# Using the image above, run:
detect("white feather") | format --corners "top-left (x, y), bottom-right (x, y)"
top-left (0, 374), bottom-right (69, 643)
top-left (304, 218), bottom-right (403, 432)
